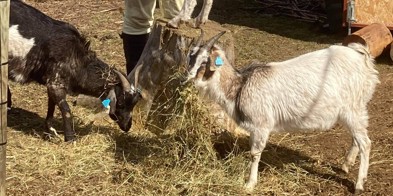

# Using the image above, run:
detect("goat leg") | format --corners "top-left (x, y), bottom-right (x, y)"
top-left (342, 138), bottom-right (359, 173)
top-left (194, 0), bottom-right (213, 28)
top-left (45, 97), bottom-right (60, 137)
top-left (47, 86), bottom-right (75, 142)
top-left (58, 99), bottom-right (75, 142)
top-left (245, 126), bottom-right (270, 192)
top-left (167, 0), bottom-right (197, 28)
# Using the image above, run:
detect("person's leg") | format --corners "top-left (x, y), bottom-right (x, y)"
top-left (122, 0), bottom-right (156, 75)
top-left (121, 33), bottom-right (149, 75)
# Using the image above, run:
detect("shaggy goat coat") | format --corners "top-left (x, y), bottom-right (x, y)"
top-left (187, 32), bottom-right (379, 193)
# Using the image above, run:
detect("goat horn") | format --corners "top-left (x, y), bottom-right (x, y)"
top-left (113, 70), bottom-right (132, 93)
top-left (202, 31), bottom-right (226, 51)
top-left (194, 29), bottom-right (204, 47)
top-left (134, 63), bottom-right (143, 92)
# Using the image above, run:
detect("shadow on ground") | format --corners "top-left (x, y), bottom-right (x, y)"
top-left (207, 0), bottom-right (346, 44)
top-left (110, 129), bottom-right (356, 193)
top-left (7, 107), bottom-right (97, 142)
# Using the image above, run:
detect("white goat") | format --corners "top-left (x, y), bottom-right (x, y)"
top-left (167, 0), bottom-right (213, 28)
top-left (183, 31), bottom-right (379, 193)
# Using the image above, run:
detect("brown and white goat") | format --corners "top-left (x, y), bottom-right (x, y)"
top-left (183, 31), bottom-right (379, 193)
top-left (8, 0), bottom-right (141, 142)
top-left (167, 0), bottom-right (213, 28)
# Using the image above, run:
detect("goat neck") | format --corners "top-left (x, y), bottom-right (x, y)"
top-left (197, 49), bottom-right (243, 117)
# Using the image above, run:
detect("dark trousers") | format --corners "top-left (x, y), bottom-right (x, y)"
top-left (121, 32), bottom-right (149, 75)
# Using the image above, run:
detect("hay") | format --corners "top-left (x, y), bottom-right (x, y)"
top-left (5, 0), bottom-right (393, 195)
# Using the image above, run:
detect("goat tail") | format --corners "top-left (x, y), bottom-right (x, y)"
top-left (347, 43), bottom-right (376, 70)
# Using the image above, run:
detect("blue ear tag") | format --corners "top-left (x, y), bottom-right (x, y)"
top-left (215, 56), bottom-right (224, 66)
top-left (102, 99), bottom-right (111, 109)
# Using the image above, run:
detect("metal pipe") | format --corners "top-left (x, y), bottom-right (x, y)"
top-left (347, 0), bottom-right (356, 35)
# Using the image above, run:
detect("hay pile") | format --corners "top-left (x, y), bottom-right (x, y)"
top-left (7, 81), bottom-right (253, 195)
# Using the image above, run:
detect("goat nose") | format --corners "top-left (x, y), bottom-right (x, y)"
top-left (121, 120), bottom-right (132, 132)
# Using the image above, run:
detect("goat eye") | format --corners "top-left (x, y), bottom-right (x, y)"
top-left (117, 101), bottom-right (124, 108)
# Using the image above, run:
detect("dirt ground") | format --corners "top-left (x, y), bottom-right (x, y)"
top-left (5, 0), bottom-right (393, 195)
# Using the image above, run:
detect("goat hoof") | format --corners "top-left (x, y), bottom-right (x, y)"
top-left (354, 188), bottom-right (364, 195)
top-left (167, 19), bottom-right (180, 29)
top-left (244, 182), bottom-right (256, 193)
top-left (354, 179), bottom-right (366, 195)
top-left (194, 20), bottom-right (204, 29)
top-left (341, 164), bottom-right (350, 174)
top-left (181, 19), bottom-right (196, 28)
top-left (64, 136), bottom-right (76, 143)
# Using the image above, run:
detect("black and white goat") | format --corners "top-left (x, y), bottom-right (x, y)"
top-left (183, 31), bottom-right (379, 193)
top-left (8, 0), bottom-right (141, 142)
top-left (167, 0), bottom-right (213, 28)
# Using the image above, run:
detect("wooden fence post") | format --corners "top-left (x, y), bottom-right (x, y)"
top-left (0, 0), bottom-right (10, 195)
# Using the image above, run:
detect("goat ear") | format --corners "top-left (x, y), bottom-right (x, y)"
top-left (107, 89), bottom-right (117, 114)
top-left (132, 91), bottom-right (143, 104)
top-left (208, 49), bottom-right (223, 72)
top-left (209, 58), bottom-right (217, 71)
top-left (196, 65), bottom-right (207, 79)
